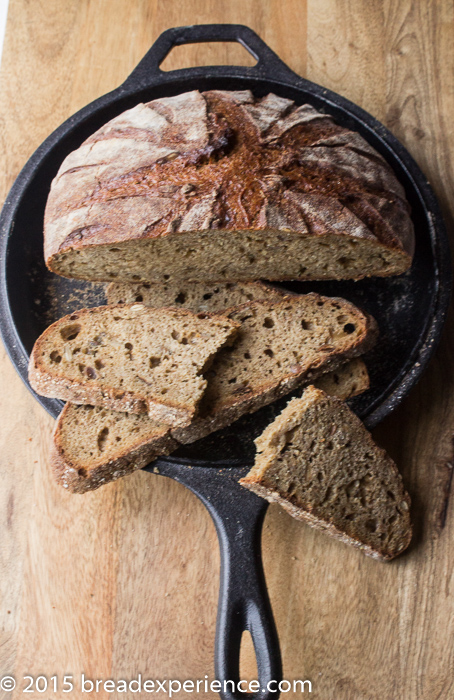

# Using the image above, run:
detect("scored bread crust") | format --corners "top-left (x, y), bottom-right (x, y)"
top-left (172, 293), bottom-right (378, 444)
top-left (44, 90), bottom-right (414, 283)
top-left (28, 303), bottom-right (239, 426)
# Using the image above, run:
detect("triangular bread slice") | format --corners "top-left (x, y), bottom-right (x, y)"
top-left (173, 293), bottom-right (376, 443)
top-left (52, 359), bottom-right (369, 494)
top-left (28, 304), bottom-right (239, 427)
top-left (240, 387), bottom-right (412, 561)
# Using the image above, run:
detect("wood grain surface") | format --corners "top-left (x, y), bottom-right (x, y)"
top-left (0, 1), bottom-right (453, 698)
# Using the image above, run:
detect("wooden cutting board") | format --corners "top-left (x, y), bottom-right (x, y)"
top-left (1, 1), bottom-right (454, 698)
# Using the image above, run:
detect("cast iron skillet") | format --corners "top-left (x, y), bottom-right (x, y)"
top-left (0, 24), bottom-right (451, 700)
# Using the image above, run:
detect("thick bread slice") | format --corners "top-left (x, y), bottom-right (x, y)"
top-left (28, 304), bottom-right (239, 427)
top-left (107, 280), bottom-right (370, 400)
top-left (172, 294), bottom-right (377, 444)
top-left (240, 387), bottom-right (412, 561)
top-left (52, 362), bottom-right (369, 494)
top-left (106, 280), bottom-right (287, 312)
top-left (45, 91), bottom-right (414, 284)
top-left (52, 405), bottom-right (179, 493)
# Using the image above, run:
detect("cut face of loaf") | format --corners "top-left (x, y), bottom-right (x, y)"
top-left (45, 90), bottom-right (414, 284)
top-left (106, 280), bottom-right (287, 312)
top-left (240, 387), bottom-right (412, 561)
top-left (52, 359), bottom-right (370, 494)
top-left (28, 304), bottom-right (239, 426)
top-left (172, 293), bottom-right (377, 444)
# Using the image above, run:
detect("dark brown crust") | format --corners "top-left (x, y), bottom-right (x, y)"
top-left (51, 404), bottom-right (179, 494)
top-left (44, 90), bottom-right (414, 277)
top-left (28, 303), bottom-right (239, 426)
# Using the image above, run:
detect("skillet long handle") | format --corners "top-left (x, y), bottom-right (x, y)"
top-left (214, 487), bottom-right (282, 700)
top-left (150, 462), bottom-right (282, 700)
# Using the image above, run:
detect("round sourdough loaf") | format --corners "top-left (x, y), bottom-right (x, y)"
top-left (44, 90), bottom-right (414, 283)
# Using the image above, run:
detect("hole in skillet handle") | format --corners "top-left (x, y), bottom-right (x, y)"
top-left (121, 23), bottom-right (299, 90)
top-left (239, 630), bottom-right (258, 683)
top-left (160, 42), bottom-right (258, 71)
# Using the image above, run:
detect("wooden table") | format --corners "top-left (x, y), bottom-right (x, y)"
top-left (1, 1), bottom-right (453, 698)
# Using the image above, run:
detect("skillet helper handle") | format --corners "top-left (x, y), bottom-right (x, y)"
top-left (153, 463), bottom-right (282, 700)
top-left (123, 23), bottom-right (298, 87)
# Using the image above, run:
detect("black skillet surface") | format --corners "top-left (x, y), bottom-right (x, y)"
top-left (0, 25), bottom-right (451, 700)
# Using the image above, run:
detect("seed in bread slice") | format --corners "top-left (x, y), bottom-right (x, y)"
top-left (240, 387), bottom-right (412, 561)
top-left (28, 304), bottom-right (239, 427)
top-left (51, 404), bottom-right (178, 493)
top-left (106, 280), bottom-right (287, 312)
top-left (52, 360), bottom-right (370, 494)
top-left (172, 293), bottom-right (377, 444)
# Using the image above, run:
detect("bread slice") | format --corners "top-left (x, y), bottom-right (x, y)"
top-left (52, 405), bottom-right (178, 493)
top-left (107, 280), bottom-right (370, 401)
top-left (172, 294), bottom-right (377, 443)
top-left (106, 280), bottom-right (287, 312)
top-left (52, 359), bottom-right (369, 494)
top-left (315, 357), bottom-right (369, 399)
top-left (45, 91), bottom-right (414, 284)
top-left (51, 293), bottom-right (375, 494)
top-left (28, 304), bottom-right (239, 427)
top-left (240, 387), bottom-right (412, 561)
